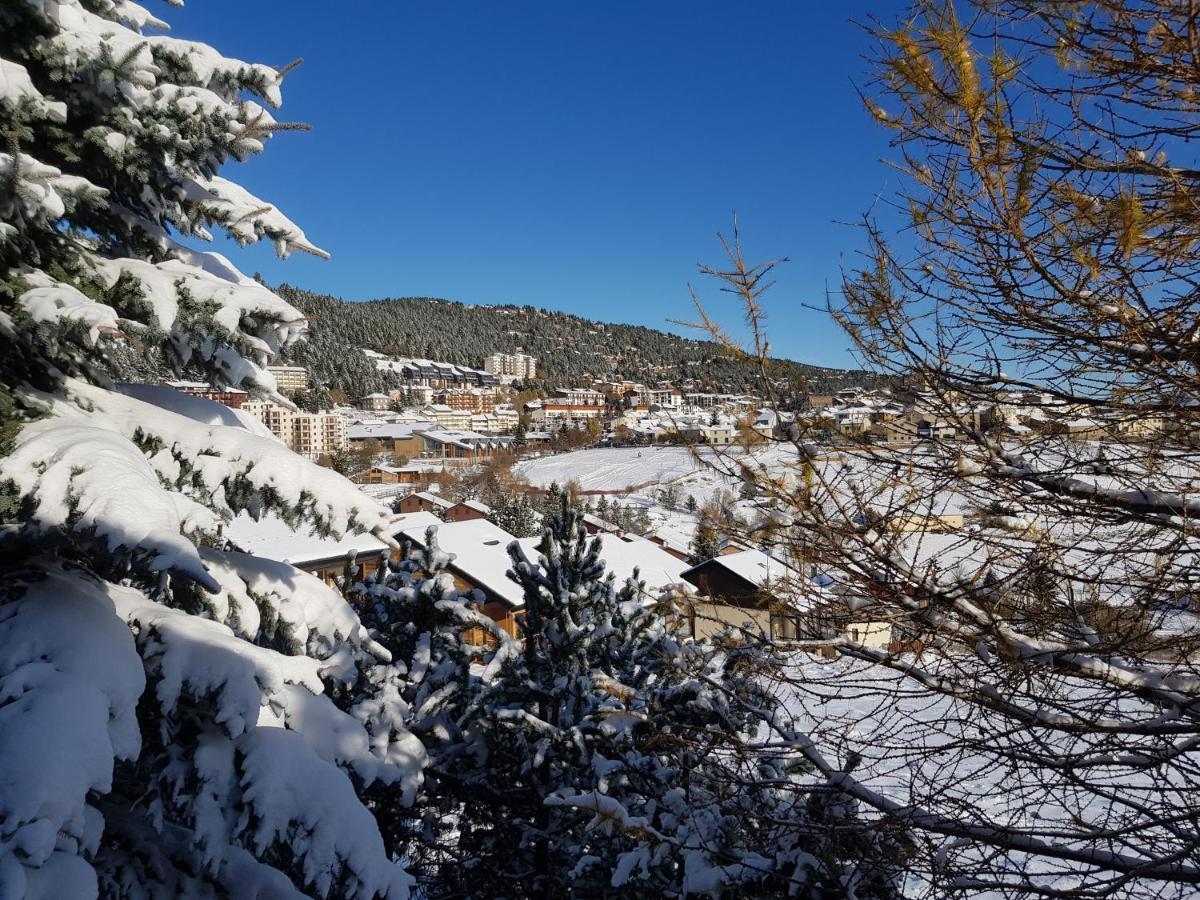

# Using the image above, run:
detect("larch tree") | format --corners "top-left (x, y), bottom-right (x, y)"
top-left (0, 2), bottom-right (417, 897)
top-left (691, 1), bottom-right (1200, 897)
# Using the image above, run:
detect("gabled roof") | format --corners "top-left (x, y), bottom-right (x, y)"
top-left (401, 518), bottom-right (526, 607)
top-left (514, 533), bottom-right (691, 598)
top-left (413, 491), bottom-right (455, 509)
top-left (223, 511), bottom-right (389, 566)
top-left (681, 548), bottom-right (799, 591)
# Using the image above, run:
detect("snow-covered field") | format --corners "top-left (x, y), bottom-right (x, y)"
top-left (514, 446), bottom-right (708, 492)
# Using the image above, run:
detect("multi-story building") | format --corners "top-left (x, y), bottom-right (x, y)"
top-left (484, 352), bottom-right (537, 380)
top-left (242, 401), bottom-right (348, 459)
top-left (648, 388), bottom-right (683, 409)
top-left (163, 380), bottom-right (249, 409)
top-left (265, 365), bottom-right (308, 394)
top-left (554, 387), bottom-right (605, 406)
top-left (523, 399), bottom-right (605, 426)
top-left (356, 393), bottom-right (392, 412)
top-left (684, 392), bottom-right (720, 409)
top-left (421, 404), bottom-right (472, 431)
top-left (373, 355), bottom-right (500, 389)
top-left (434, 388), bottom-right (495, 413)
top-left (390, 385), bottom-right (434, 406)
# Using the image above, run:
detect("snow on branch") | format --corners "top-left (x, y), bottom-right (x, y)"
top-left (0, 569), bottom-right (145, 893)
top-left (0, 418), bottom-right (221, 589)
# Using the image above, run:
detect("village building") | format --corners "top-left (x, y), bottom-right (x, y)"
top-left (352, 464), bottom-right (427, 486)
top-left (434, 388), bottom-right (496, 414)
top-left (222, 510), bottom-right (442, 587)
top-left (162, 380), bottom-right (248, 409)
top-left (484, 352), bottom-right (537, 380)
top-left (241, 401), bottom-right (349, 459)
top-left (397, 491), bottom-right (457, 516)
top-left (680, 549), bottom-right (894, 649)
top-left (264, 365), bottom-right (308, 394)
top-left (446, 499), bottom-right (491, 522)
top-left (347, 421), bottom-right (436, 457)
top-left (356, 392), bottom-right (392, 412)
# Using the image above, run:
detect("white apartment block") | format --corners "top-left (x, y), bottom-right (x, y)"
top-left (484, 352), bottom-right (537, 380)
top-left (242, 401), bottom-right (348, 459)
top-left (266, 365), bottom-right (309, 394)
top-left (421, 404), bottom-right (472, 431)
top-left (648, 388), bottom-right (683, 409)
top-left (553, 387), bottom-right (605, 405)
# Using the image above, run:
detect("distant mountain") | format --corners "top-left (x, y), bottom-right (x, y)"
top-left (275, 285), bottom-right (875, 401)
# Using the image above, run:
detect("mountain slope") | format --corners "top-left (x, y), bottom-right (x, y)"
top-left (276, 285), bottom-right (873, 399)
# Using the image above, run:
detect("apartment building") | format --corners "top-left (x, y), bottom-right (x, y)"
top-left (265, 365), bottom-right (309, 394)
top-left (163, 380), bottom-right (248, 409)
top-left (434, 388), bottom-right (495, 413)
top-left (242, 401), bottom-right (348, 459)
top-left (420, 404), bottom-right (473, 431)
top-left (484, 352), bottom-right (537, 380)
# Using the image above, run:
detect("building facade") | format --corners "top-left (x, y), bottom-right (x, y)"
top-left (484, 352), bottom-right (537, 380)
top-left (163, 380), bottom-right (248, 409)
top-left (265, 365), bottom-right (309, 394)
top-left (242, 401), bottom-right (349, 459)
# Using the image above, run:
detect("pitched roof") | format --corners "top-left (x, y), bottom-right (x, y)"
top-left (400, 518), bottom-right (526, 607)
top-left (413, 491), bottom-right (455, 509)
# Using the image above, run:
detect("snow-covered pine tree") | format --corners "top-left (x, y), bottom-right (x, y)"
top-left (1, 4), bottom-right (417, 896)
top-left (425, 499), bottom-right (901, 897)
top-left (345, 529), bottom-right (513, 886)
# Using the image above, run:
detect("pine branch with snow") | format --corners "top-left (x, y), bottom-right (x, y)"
top-left (0, 4), bottom-right (414, 896)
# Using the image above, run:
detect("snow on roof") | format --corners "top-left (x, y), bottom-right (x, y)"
top-left (581, 512), bottom-right (622, 532)
top-left (459, 499), bottom-right (492, 513)
top-left (510, 533), bottom-right (690, 598)
top-left (682, 548), bottom-right (799, 588)
top-left (386, 510), bottom-right (442, 536)
top-left (414, 491), bottom-right (455, 509)
top-left (347, 421), bottom-right (435, 441)
top-left (596, 534), bottom-right (690, 593)
top-left (401, 519), bottom-right (526, 607)
top-left (224, 511), bottom-right (390, 566)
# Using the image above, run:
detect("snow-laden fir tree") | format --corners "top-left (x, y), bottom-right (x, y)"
top-left (408, 498), bottom-right (904, 898)
top-left (344, 528), bottom-right (512, 881)
top-left (0, 3), bottom-right (417, 896)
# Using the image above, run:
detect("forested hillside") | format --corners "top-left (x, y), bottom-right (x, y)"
top-left (276, 284), bottom-right (874, 399)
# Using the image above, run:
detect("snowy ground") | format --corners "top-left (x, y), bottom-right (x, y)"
top-left (514, 444), bottom-right (805, 550)
top-left (514, 446), bottom-right (710, 492)
top-left (774, 654), bottom-right (1195, 897)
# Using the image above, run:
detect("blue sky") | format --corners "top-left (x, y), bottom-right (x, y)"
top-left (171, 1), bottom-right (910, 368)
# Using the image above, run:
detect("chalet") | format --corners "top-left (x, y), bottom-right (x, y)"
top-left (399, 521), bottom-right (693, 641)
top-left (647, 532), bottom-right (691, 561)
top-left (352, 464), bottom-right (425, 486)
top-left (400, 518), bottom-right (526, 637)
top-left (397, 491), bottom-right (456, 516)
top-left (581, 512), bottom-right (623, 536)
top-left (679, 549), bottom-right (785, 639)
top-left (446, 499), bottom-right (491, 522)
top-left (222, 510), bottom-right (442, 587)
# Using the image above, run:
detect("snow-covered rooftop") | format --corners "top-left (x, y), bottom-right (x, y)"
top-left (401, 519), bottom-right (526, 607)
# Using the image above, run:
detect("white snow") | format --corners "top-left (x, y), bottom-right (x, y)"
top-left (401, 518), bottom-right (527, 607)
top-left (0, 569), bottom-right (145, 890)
